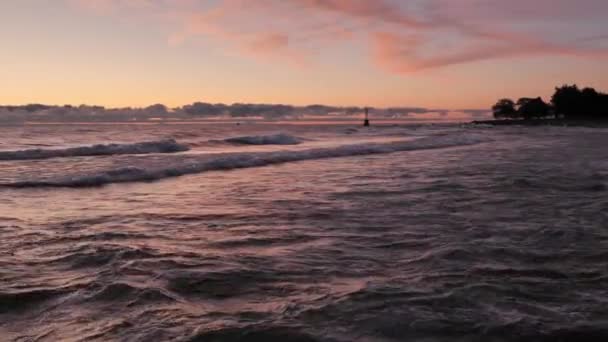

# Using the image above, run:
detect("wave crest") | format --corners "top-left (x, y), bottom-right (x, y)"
top-left (3, 134), bottom-right (488, 188)
top-left (224, 134), bottom-right (302, 145)
top-left (0, 139), bottom-right (189, 161)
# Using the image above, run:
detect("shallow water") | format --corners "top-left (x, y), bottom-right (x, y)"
top-left (1, 122), bottom-right (607, 341)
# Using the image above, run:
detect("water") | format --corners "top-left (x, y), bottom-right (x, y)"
top-left (1, 122), bottom-right (607, 341)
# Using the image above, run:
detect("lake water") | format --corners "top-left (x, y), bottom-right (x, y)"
top-left (1, 122), bottom-right (607, 341)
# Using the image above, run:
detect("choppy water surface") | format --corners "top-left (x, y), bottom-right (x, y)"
top-left (1, 122), bottom-right (607, 341)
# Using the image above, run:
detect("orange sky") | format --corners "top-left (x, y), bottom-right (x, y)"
top-left (1, 0), bottom-right (607, 110)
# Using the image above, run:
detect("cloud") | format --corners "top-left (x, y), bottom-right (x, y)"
top-left (289, 0), bottom-right (429, 29)
top-left (70, 0), bottom-right (608, 72)
top-left (247, 33), bottom-right (288, 52)
top-left (370, 30), bottom-right (608, 73)
top-left (1, 102), bottom-right (464, 121)
top-left (68, 0), bottom-right (160, 13)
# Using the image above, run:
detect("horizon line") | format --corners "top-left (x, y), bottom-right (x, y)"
top-left (0, 102), bottom-right (489, 113)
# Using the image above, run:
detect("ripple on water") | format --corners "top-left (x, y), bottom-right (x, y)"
top-left (2, 125), bottom-right (608, 341)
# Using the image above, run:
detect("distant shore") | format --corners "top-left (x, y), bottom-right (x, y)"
top-left (472, 119), bottom-right (608, 128)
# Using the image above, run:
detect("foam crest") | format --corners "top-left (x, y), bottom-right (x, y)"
top-left (0, 139), bottom-right (189, 161)
top-left (224, 134), bottom-right (302, 145)
top-left (4, 134), bottom-right (488, 187)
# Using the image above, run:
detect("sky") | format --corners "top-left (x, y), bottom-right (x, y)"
top-left (1, 0), bottom-right (607, 110)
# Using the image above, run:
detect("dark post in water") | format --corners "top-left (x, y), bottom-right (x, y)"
top-left (364, 107), bottom-right (370, 127)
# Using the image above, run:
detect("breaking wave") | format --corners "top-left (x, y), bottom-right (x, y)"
top-left (0, 139), bottom-right (189, 161)
top-left (2, 134), bottom-right (488, 188)
top-left (224, 133), bottom-right (302, 145)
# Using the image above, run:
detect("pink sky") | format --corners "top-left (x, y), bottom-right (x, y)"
top-left (1, 0), bottom-right (607, 109)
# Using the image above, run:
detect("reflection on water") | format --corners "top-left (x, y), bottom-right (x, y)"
top-left (1, 123), bottom-right (608, 341)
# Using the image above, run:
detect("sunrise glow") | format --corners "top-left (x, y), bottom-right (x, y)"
top-left (1, 0), bottom-right (607, 110)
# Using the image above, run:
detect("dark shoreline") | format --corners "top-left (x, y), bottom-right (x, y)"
top-left (472, 119), bottom-right (608, 128)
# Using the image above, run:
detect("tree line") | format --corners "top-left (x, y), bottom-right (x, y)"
top-left (492, 85), bottom-right (608, 120)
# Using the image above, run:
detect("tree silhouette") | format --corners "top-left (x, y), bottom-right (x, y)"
top-left (491, 84), bottom-right (608, 123)
top-left (492, 98), bottom-right (517, 119)
top-left (516, 97), bottom-right (550, 120)
top-left (551, 85), bottom-right (582, 119)
top-left (551, 84), bottom-right (608, 119)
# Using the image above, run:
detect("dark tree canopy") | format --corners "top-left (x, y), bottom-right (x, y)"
top-left (493, 84), bottom-right (608, 121)
top-left (551, 85), bottom-right (582, 119)
top-left (551, 84), bottom-right (608, 119)
top-left (492, 98), bottom-right (517, 119)
top-left (517, 97), bottom-right (551, 120)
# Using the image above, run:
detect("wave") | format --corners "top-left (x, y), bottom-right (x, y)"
top-left (0, 288), bottom-right (70, 313)
top-left (87, 282), bottom-right (175, 305)
top-left (3, 134), bottom-right (488, 188)
top-left (186, 326), bottom-right (319, 342)
top-left (0, 139), bottom-right (189, 161)
top-left (224, 133), bottom-right (302, 145)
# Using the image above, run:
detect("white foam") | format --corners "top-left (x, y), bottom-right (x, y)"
top-left (0, 139), bottom-right (189, 161)
top-left (224, 134), bottom-right (302, 145)
top-left (4, 133), bottom-right (489, 188)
